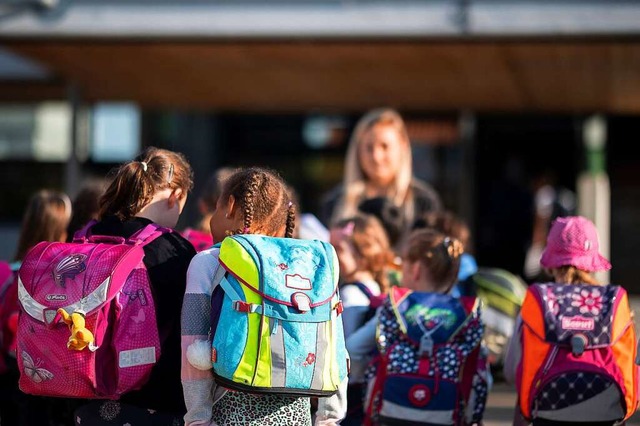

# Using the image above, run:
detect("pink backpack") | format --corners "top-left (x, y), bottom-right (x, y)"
top-left (16, 222), bottom-right (168, 399)
top-left (181, 227), bottom-right (213, 252)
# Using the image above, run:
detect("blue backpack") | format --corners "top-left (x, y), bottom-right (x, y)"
top-left (364, 287), bottom-right (487, 426)
top-left (210, 234), bottom-right (349, 397)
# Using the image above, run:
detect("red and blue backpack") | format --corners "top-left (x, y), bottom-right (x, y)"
top-left (363, 286), bottom-right (487, 426)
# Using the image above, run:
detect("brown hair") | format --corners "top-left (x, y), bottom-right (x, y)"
top-left (15, 189), bottom-right (72, 261)
top-left (333, 213), bottom-right (394, 294)
top-left (549, 266), bottom-right (601, 286)
top-left (404, 228), bottom-right (464, 293)
top-left (221, 167), bottom-right (296, 238)
top-left (415, 210), bottom-right (472, 253)
top-left (66, 178), bottom-right (108, 241)
top-left (196, 167), bottom-right (236, 233)
top-left (99, 147), bottom-right (193, 221)
top-left (199, 168), bottom-right (234, 213)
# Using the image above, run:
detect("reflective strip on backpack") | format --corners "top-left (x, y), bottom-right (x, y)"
top-left (18, 275), bottom-right (110, 323)
top-left (309, 323), bottom-right (326, 390)
top-left (269, 318), bottom-right (286, 388)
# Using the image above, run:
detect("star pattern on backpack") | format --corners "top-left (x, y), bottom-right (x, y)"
top-left (370, 297), bottom-right (483, 380)
top-left (536, 372), bottom-right (612, 411)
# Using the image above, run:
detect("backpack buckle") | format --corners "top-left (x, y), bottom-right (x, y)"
top-left (233, 301), bottom-right (252, 313)
top-left (291, 292), bottom-right (311, 313)
top-left (571, 334), bottom-right (588, 356)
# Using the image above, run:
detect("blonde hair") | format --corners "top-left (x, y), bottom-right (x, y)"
top-left (333, 108), bottom-right (415, 226)
top-left (548, 266), bottom-right (601, 286)
top-left (404, 229), bottom-right (464, 293)
top-left (333, 213), bottom-right (394, 294)
top-left (15, 189), bottom-right (72, 261)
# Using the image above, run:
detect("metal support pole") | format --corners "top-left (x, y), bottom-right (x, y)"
top-left (577, 114), bottom-right (610, 283)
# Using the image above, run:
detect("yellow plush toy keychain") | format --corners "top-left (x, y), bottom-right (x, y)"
top-left (57, 308), bottom-right (97, 351)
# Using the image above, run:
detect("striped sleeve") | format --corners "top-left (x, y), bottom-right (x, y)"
top-left (181, 248), bottom-right (223, 426)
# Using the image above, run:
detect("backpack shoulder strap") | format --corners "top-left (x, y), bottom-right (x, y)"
top-left (212, 261), bottom-right (227, 292)
top-left (211, 252), bottom-right (263, 315)
top-left (519, 284), bottom-right (546, 338)
top-left (353, 282), bottom-right (373, 299)
top-left (128, 223), bottom-right (171, 244)
top-left (209, 243), bottom-right (225, 292)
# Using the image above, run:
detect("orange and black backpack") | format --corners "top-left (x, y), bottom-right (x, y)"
top-left (516, 282), bottom-right (639, 423)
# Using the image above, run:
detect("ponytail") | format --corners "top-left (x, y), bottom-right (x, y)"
top-left (99, 147), bottom-right (193, 221)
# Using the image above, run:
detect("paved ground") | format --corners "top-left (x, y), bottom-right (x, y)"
top-left (484, 296), bottom-right (640, 426)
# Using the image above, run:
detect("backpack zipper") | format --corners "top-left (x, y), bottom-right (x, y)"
top-left (535, 346), bottom-right (559, 390)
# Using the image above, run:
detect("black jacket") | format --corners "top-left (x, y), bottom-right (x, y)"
top-left (319, 178), bottom-right (443, 229)
top-left (91, 216), bottom-right (196, 415)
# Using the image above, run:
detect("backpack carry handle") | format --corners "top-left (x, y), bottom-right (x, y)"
top-left (72, 220), bottom-right (99, 243)
top-left (87, 235), bottom-right (127, 245)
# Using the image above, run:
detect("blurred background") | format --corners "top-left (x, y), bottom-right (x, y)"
top-left (0, 0), bottom-right (639, 293)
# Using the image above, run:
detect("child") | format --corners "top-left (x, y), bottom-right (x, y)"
top-left (414, 209), bottom-right (478, 287)
top-left (182, 167), bottom-right (235, 252)
top-left (357, 196), bottom-right (405, 251)
top-left (181, 166), bottom-right (346, 426)
top-left (1, 189), bottom-right (72, 426)
top-left (73, 147), bottom-right (197, 425)
top-left (66, 178), bottom-right (107, 242)
top-left (504, 216), bottom-right (637, 426)
top-left (14, 189), bottom-right (72, 262)
top-left (347, 229), bottom-right (488, 426)
top-left (328, 213), bottom-right (394, 425)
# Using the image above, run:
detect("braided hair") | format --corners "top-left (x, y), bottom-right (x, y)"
top-left (221, 167), bottom-right (295, 238)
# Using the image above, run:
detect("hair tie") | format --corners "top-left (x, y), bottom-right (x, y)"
top-left (243, 227), bottom-right (250, 234)
top-left (341, 221), bottom-right (355, 237)
top-left (140, 161), bottom-right (148, 172)
top-left (288, 201), bottom-right (293, 208)
top-left (167, 164), bottom-right (174, 184)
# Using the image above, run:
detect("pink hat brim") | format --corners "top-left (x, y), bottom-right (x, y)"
top-left (540, 250), bottom-right (611, 272)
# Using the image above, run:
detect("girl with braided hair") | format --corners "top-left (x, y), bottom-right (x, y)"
top-left (181, 166), bottom-right (345, 426)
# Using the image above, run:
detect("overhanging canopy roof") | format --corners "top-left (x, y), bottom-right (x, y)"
top-left (2, 39), bottom-right (640, 113)
top-left (2, 0), bottom-right (640, 112)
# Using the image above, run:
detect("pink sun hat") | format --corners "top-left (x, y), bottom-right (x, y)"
top-left (540, 216), bottom-right (611, 272)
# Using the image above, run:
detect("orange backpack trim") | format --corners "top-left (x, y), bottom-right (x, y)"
top-left (518, 288), bottom-right (551, 419)
top-left (610, 291), bottom-right (638, 420)
top-left (519, 284), bottom-right (639, 421)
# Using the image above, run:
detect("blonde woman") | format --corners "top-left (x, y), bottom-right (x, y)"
top-left (320, 107), bottom-right (442, 248)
